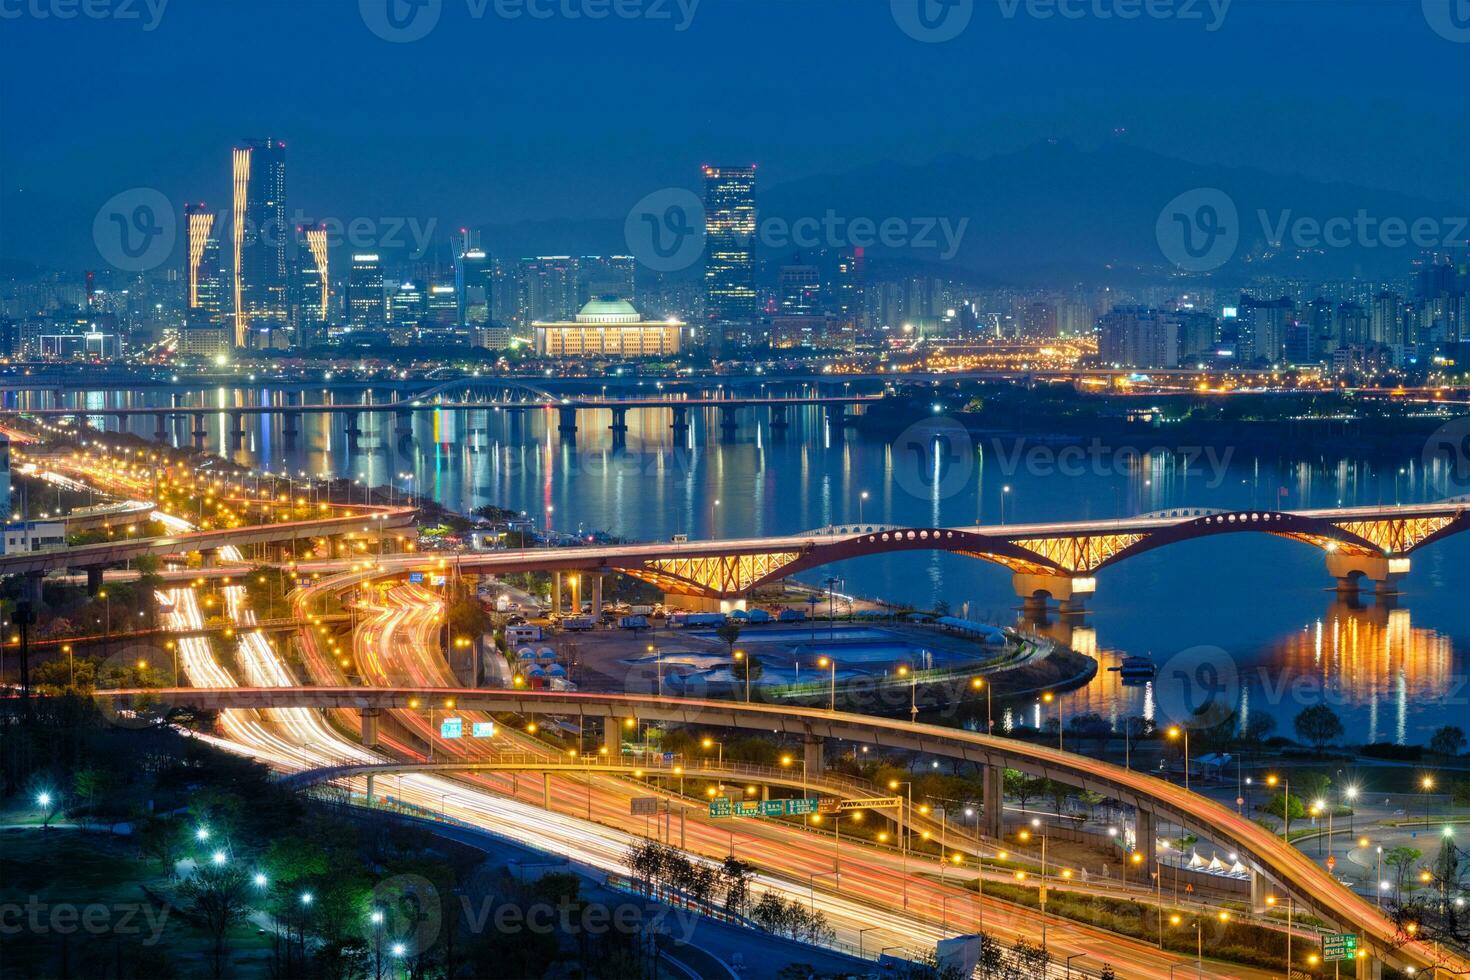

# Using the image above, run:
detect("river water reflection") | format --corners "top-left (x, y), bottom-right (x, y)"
top-left (75, 390), bottom-right (1470, 746)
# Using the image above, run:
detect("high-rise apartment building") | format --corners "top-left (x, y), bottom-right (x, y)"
top-left (346, 253), bottom-right (386, 329)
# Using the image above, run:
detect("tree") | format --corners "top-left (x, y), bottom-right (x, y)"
top-left (139, 814), bottom-right (183, 877)
top-left (720, 856), bottom-right (753, 918)
top-left (715, 620), bottom-right (743, 656)
top-left (1003, 769), bottom-right (1048, 811)
top-left (1263, 793), bottom-right (1306, 823)
top-left (1431, 726), bottom-right (1467, 758)
top-left (1385, 846), bottom-right (1423, 902)
top-left (1294, 705), bottom-right (1344, 753)
top-left (179, 864), bottom-right (253, 979)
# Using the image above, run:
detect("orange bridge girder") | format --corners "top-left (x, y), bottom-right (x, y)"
top-left (602, 507), bottom-right (1470, 599)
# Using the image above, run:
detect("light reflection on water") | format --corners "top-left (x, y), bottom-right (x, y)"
top-left (63, 388), bottom-right (1470, 745)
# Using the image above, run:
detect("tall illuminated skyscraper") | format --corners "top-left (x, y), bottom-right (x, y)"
top-left (347, 253), bottom-right (386, 329)
top-left (182, 202), bottom-right (228, 357)
top-left (454, 231), bottom-right (494, 327)
top-left (231, 138), bottom-right (288, 347)
top-left (294, 222), bottom-right (330, 344)
top-left (702, 165), bottom-right (757, 323)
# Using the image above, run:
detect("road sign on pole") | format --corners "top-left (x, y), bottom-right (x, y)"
top-left (439, 717), bottom-right (462, 739)
top-left (631, 797), bottom-right (659, 816)
top-left (1322, 934), bottom-right (1358, 962)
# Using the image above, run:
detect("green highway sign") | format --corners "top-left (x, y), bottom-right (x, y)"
top-left (1322, 933), bottom-right (1358, 962)
top-left (709, 797), bottom-right (820, 819)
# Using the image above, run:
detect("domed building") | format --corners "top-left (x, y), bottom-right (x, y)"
top-left (532, 296), bottom-right (683, 358)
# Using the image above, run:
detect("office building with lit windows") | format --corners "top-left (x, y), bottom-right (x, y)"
top-left (703, 165), bottom-right (757, 324)
top-left (347, 253), bottom-right (386, 329)
top-left (231, 138), bottom-right (288, 347)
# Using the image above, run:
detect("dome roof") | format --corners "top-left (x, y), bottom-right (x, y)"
top-left (575, 296), bottom-right (641, 324)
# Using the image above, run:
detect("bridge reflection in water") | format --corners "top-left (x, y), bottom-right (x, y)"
top-left (1020, 598), bottom-right (1455, 747)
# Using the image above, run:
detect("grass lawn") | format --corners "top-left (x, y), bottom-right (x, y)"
top-left (0, 825), bottom-right (275, 979)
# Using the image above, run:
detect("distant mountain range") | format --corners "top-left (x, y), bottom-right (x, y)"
top-left (475, 140), bottom-right (1467, 286)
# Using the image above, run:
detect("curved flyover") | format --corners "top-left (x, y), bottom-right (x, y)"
top-left (97, 684), bottom-right (1461, 976)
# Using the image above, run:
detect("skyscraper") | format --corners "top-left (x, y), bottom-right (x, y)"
top-left (231, 138), bottom-right (288, 347)
top-left (295, 223), bottom-right (330, 344)
top-left (347, 253), bottom-right (386, 329)
top-left (702, 165), bottom-right (757, 324)
top-left (182, 202), bottom-right (228, 358)
top-left (453, 232), bottom-right (494, 327)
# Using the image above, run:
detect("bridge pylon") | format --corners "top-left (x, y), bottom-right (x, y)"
top-left (1011, 572), bottom-right (1095, 615)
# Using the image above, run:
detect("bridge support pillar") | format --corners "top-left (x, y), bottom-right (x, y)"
top-left (153, 413), bottom-right (169, 444)
top-left (1012, 573), bottom-right (1093, 616)
top-left (609, 407), bottom-right (628, 435)
top-left (228, 412), bottom-right (245, 448)
top-left (361, 709), bottom-right (381, 748)
top-left (394, 409), bottom-right (413, 448)
top-left (365, 773), bottom-right (375, 806)
top-left (719, 405), bottom-right (738, 440)
top-left (24, 571), bottom-right (43, 607)
top-left (191, 413), bottom-right (207, 450)
top-left (982, 764), bottom-right (1004, 839)
top-left (1249, 867), bottom-right (1270, 914)
top-left (198, 548), bottom-right (218, 569)
top-left (1327, 552), bottom-right (1406, 599)
top-left (605, 718), bottom-right (626, 759)
top-left (670, 405), bottom-right (689, 436)
top-left (558, 406), bottom-right (577, 437)
top-left (590, 574), bottom-right (603, 619)
top-left (802, 736), bottom-right (824, 782)
top-left (1357, 953), bottom-right (1382, 979)
top-left (84, 566), bottom-right (105, 596)
top-left (283, 411), bottom-right (300, 443)
top-left (1136, 808), bottom-right (1158, 880)
top-left (551, 571), bottom-right (563, 617)
top-left (826, 403), bottom-right (847, 426)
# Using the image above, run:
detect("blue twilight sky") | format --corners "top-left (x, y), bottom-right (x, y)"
top-left (1, 0), bottom-right (1467, 268)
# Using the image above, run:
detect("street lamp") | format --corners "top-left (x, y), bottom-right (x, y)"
top-left (1266, 774), bottom-right (1290, 839)
top-left (1167, 725), bottom-right (1191, 791)
top-left (897, 664), bottom-right (917, 722)
top-left (817, 655), bottom-right (836, 711)
top-left (1000, 484), bottom-right (1011, 525)
top-left (859, 490), bottom-right (870, 524)
top-left (971, 676), bottom-right (992, 732)
top-left (733, 650), bottom-right (750, 703)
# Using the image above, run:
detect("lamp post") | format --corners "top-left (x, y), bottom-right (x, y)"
top-left (971, 676), bottom-right (992, 732)
top-left (888, 778), bottom-right (913, 908)
top-left (1000, 484), bottom-right (1011, 525)
top-left (734, 650), bottom-right (750, 703)
top-left (818, 655), bottom-right (836, 711)
top-left (897, 664), bottom-right (917, 722)
top-left (1167, 725), bottom-right (1191, 791)
top-left (1265, 895), bottom-right (1293, 976)
top-left (859, 490), bottom-right (870, 524)
top-left (1266, 774), bottom-right (1290, 840)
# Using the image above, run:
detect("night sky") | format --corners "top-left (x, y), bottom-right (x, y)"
top-left (2, 0), bottom-right (1466, 268)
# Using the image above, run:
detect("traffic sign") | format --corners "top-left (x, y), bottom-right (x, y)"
top-left (1326, 855), bottom-right (1337, 871)
top-left (710, 797), bottom-right (820, 819)
top-left (439, 717), bottom-right (463, 739)
top-left (471, 721), bottom-right (495, 738)
top-left (409, 572), bottom-right (424, 584)
top-left (631, 797), bottom-right (659, 816)
top-left (1322, 933), bottom-right (1358, 962)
